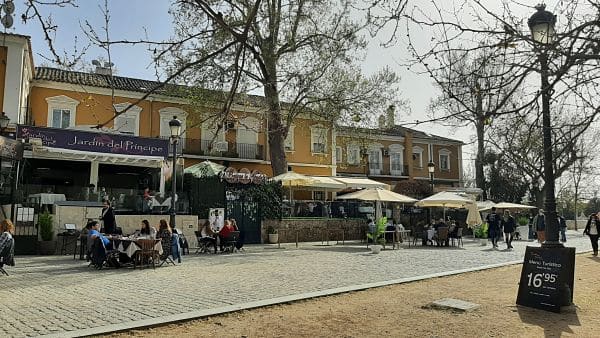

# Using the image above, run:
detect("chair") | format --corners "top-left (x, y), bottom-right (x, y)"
top-left (195, 231), bottom-right (216, 254)
top-left (221, 231), bottom-right (239, 253)
top-left (88, 237), bottom-right (108, 269)
top-left (134, 239), bottom-right (159, 269)
top-left (157, 236), bottom-right (176, 267)
top-left (0, 238), bottom-right (15, 276)
top-left (178, 233), bottom-right (190, 255)
top-left (451, 228), bottom-right (464, 247)
top-left (435, 227), bottom-right (449, 247)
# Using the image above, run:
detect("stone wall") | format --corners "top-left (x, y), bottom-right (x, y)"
top-left (262, 218), bottom-right (366, 244)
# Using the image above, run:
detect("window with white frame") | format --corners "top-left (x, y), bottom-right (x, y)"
top-left (412, 146), bottom-right (424, 168)
top-left (46, 95), bottom-right (79, 129)
top-left (284, 125), bottom-right (295, 151)
top-left (310, 125), bottom-right (328, 154)
top-left (439, 149), bottom-right (451, 171)
top-left (335, 146), bottom-right (342, 163)
top-left (159, 107), bottom-right (187, 138)
top-left (113, 103), bottom-right (141, 135)
top-left (368, 144), bottom-right (383, 174)
top-left (347, 144), bottom-right (360, 165)
top-left (389, 144), bottom-right (404, 175)
top-left (201, 121), bottom-right (226, 151)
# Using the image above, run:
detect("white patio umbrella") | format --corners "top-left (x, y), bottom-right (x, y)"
top-left (415, 191), bottom-right (476, 220)
top-left (271, 171), bottom-right (317, 201)
top-left (493, 202), bottom-right (536, 210)
top-left (477, 200), bottom-right (496, 211)
top-left (337, 188), bottom-right (417, 220)
top-left (466, 204), bottom-right (483, 226)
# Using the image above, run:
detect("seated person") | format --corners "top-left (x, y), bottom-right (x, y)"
top-left (449, 221), bottom-right (460, 238)
top-left (218, 220), bottom-right (236, 251)
top-left (156, 219), bottom-right (176, 261)
top-left (87, 220), bottom-right (110, 247)
top-left (0, 219), bottom-right (15, 270)
top-left (137, 219), bottom-right (157, 238)
top-left (433, 218), bottom-right (447, 231)
top-left (199, 220), bottom-right (217, 253)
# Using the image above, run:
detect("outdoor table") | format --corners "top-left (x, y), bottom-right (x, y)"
top-left (113, 238), bottom-right (163, 258)
top-left (277, 228), bottom-right (300, 248)
top-left (321, 228), bottom-right (344, 246)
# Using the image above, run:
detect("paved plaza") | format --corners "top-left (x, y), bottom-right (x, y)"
top-left (0, 231), bottom-right (592, 337)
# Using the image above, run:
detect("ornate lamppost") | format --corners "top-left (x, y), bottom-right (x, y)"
top-left (427, 161), bottom-right (435, 193)
top-left (169, 116), bottom-right (182, 228)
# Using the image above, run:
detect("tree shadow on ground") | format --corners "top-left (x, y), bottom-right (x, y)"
top-left (517, 305), bottom-right (580, 337)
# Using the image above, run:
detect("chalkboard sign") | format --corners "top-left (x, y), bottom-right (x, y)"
top-left (516, 246), bottom-right (575, 313)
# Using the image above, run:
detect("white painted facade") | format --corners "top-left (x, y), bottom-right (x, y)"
top-left (1, 34), bottom-right (33, 126)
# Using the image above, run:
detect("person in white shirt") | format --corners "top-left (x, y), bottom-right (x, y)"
top-left (584, 213), bottom-right (600, 256)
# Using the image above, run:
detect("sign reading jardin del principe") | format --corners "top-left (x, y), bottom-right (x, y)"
top-left (16, 125), bottom-right (169, 158)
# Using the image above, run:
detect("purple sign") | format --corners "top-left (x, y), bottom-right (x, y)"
top-left (16, 125), bottom-right (169, 158)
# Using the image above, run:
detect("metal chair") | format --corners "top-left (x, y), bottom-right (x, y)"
top-left (157, 235), bottom-right (176, 267)
top-left (435, 227), bottom-right (450, 247)
top-left (451, 228), bottom-right (464, 247)
top-left (221, 231), bottom-right (240, 253)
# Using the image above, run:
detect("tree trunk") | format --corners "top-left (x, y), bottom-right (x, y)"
top-left (263, 59), bottom-right (288, 176)
top-left (475, 115), bottom-right (487, 200)
top-left (573, 186), bottom-right (579, 231)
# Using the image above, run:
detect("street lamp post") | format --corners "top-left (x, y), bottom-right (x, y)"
top-left (169, 116), bottom-right (182, 228)
top-left (528, 4), bottom-right (561, 248)
top-left (427, 161), bottom-right (435, 192)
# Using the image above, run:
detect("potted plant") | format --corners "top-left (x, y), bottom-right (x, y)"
top-left (474, 222), bottom-right (488, 246)
top-left (267, 225), bottom-right (278, 244)
top-left (38, 211), bottom-right (55, 255)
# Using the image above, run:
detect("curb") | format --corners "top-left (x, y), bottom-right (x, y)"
top-left (41, 248), bottom-right (593, 338)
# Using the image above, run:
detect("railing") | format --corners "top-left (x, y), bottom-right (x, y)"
top-left (179, 138), bottom-right (265, 160)
top-left (282, 200), bottom-right (373, 219)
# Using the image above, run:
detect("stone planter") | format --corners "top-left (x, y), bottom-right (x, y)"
top-left (371, 244), bottom-right (382, 254)
top-left (268, 233), bottom-right (279, 244)
top-left (38, 240), bottom-right (56, 255)
top-left (479, 238), bottom-right (488, 246)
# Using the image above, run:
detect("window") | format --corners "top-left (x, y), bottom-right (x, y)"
top-left (113, 103), bottom-right (141, 135)
top-left (347, 144), bottom-right (360, 165)
top-left (439, 149), bottom-right (451, 171)
top-left (368, 144), bottom-right (383, 175)
top-left (201, 121), bottom-right (226, 152)
top-left (335, 146), bottom-right (342, 163)
top-left (311, 126), bottom-right (328, 154)
top-left (412, 146), bottom-right (424, 168)
top-left (236, 117), bottom-right (260, 159)
top-left (389, 144), bottom-right (404, 175)
top-left (46, 95), bottom-right (79, 128)
top-left (285, 125), bottom-right (295, 151)
top-left (159, 107), bottom-right (187, 138)
top-left (52, 109), bottom-right (71, 129)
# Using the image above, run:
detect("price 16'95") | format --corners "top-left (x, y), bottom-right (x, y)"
top-left (527, 273), bottom-right (557, 288)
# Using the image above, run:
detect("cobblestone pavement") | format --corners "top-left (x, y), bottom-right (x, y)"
top-left (0, 231), bottom-right (591, 337)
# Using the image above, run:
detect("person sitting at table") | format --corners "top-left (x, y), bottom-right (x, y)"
top-left (87, 220), bottom-right (111, 248)
top-left (156, 219), bottom-right (178, 262)
top-left (142, 187), bottom-right (153, 214)
top-left (139, 219), bottom-right (157, 238)
top-left (433, 218), bottom-right (446, 231)
top-left (199, 220), bottom-right (217, 254)
top-left (218, 220), bottom-right (236, 252)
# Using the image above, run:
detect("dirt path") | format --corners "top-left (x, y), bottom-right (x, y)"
top-left (108, 254), bottom-right (600, 338)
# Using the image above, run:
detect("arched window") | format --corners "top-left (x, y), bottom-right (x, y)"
top-left (46, 95), bottom-right (79, 128)
top-left (439, 148), bottom-right (451, 171)
top-left (113, 102), bottom-right (141, 135)
top-left (412, 145), bottom-right (424, 168)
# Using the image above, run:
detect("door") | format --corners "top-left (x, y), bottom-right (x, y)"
top-left (13, 207), bottom-right (38, 255)
top-left (226, 199), bottom-right (261, 244)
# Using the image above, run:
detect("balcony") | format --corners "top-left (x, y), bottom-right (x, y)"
top-left (177, 138), bottom-right (265, 160)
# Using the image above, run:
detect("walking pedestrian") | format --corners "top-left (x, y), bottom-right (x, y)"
top-left (501, 210), bottom-right (516, 249)
top-left (583, 213), bottom-right (600, 256)
top-left (559, 214), bottom-right (567, 242)
top-left (533, 209), bottom-right (546, 243)
top-left (486, 207), bottom-right (501, 249)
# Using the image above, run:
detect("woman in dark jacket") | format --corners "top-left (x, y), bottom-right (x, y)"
top-left (584, 213), bottom-right (600, 256)
top-left (501, 210), bottom-right (516, 250)
top-left (100, 200), bottom-right (116, 234)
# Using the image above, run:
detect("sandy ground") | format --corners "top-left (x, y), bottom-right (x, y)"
top-left (108, 254), bottom-right (600, 338)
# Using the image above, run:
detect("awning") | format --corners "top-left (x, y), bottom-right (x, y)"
top-left (333, 177), bottom-right (391, 190)
top-left (28, 146), bottom-right (165, 168)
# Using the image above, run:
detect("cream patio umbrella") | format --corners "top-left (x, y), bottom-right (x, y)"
top-left (271, 171), bottom-right (317, 201)
top-left (466, 204), bottom-right (483, 226)
top-left (415, 191), bottom-right (476, 220)
top-left (477, 200), bottom-right (497, 211)
top-left (184, 160), bottom-right (225, 178)
top-left (337, 188), bottom-right (417, 220)
top-left (493, 202), bottom-right (536, 210)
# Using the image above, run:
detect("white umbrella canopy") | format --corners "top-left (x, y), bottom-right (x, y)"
top-left (336, 188), bottom-right (417, 203)
top-left (466, 204), bottom-right (483, 226)
top-left (271, 171), bottom-right (317, 187)
top-left (302, 176), bottom-right (346, 191)
top-left (493, 202), bottom-right (536, 210)
top-left (415, 191), bottom-right (475, 209)
top-left (477, 200), bottom-right (496, 211)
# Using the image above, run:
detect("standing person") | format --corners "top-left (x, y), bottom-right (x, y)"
top-left (533, 209), bottom-right (546, 243)
top-left (559, 214), bottom-right (567, 242)
top-left (100, 200), bottom-right (117, 234)
top-left (486, 207), bottom-right (501, 249)
top-left (501, 210), bottom-right (516, 250)
top-left (584, 213), bottom-right (600, 256)
top-left (528, 214), bottom-right (535, 241)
